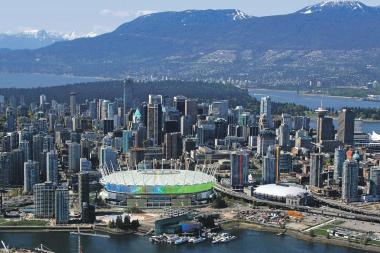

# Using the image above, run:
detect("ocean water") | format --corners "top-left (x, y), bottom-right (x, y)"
top-left (0, 230), bottom-right (364, 253)
top-left (0, 72), bottom-right (108, 88)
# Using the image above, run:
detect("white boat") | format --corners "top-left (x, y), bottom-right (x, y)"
top-left (212, 233), bottom-right (237, 244)
top-left (149, 235), bottom-right (164, 243)
top-left (165, 234), bottom-right (180, 244)
top-left (191, 237), bottom-right (206, 244)
top-left (212, 236), bottom-right (222, 244)
top-left (174, 237), bottom-right (189, 245)
top-left (220, 235), bottom-right (236, 243)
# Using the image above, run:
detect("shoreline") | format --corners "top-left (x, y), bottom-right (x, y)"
top-left (249, 88), bottom-right (365, 100)
top-left (221, 220), bottom-right (380, 253)
top-left (0, 225), bottom-right (94, 233)
top-left (2, 221), bottom-right (380, 252)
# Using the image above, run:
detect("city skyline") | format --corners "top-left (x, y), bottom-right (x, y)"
top-left (0, 1), bottom-right (380, 252)
top-left (1, 0), bottom-right (379, 35)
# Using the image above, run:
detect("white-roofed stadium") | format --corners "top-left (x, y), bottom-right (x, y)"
top-left (100, 169), bottom-right (216, 207)
top-left (252, 184), bottom-right (312, 206)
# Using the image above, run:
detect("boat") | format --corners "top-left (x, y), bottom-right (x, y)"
top-left (212, 233), bottom-right (237, 244)
top-left (174, 237), bottom-right (189, 245)
top-left (220, 235), bottom-right (236, 243)
top-left (211, 236), bottom-right (222, 244)
top-left (149, 235), bottom-right (164, 243)
top-left (191, 237), bottom-right (206, 244)
top-left (163, 234), bottom-right (180, 244)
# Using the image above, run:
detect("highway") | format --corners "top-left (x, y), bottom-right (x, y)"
top-left (213, 184), bottom-right (380, 223)
top-left (312, 195), bottom-right (380, 218)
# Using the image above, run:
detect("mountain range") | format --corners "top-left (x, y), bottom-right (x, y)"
top-left (0, 30), bottom-right (80, 50)
top-left (1, 0), bottom-right (380, 87)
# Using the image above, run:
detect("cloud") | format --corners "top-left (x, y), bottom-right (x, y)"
top-left (99, 9), bottom-right (156, 19)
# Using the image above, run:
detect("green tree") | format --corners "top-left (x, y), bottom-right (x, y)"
top-left (130, 220), bottom-right (140, 230)
top-left (212, 195), bottom-right (228, 209)
top-left (115, 215), bottom-right (123, 229)
top-left (123, 215), bottom-right (131, 229)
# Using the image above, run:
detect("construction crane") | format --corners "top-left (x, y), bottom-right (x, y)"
top-left (1, 241), bottom-right (9, 253)
top-left (34, 244), bottom-right (55, 253)
top-left (70, 227), bottom-right (110, 253)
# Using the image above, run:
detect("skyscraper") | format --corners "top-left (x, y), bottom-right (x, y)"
top-left (215, 118), bottom-right (228, 139)
top-left (196, 120), bottom-right (215, 147)
top-left (80, 158), bottom-right (92, 172)
top-left (180, 115), bottom-right (192, 137)
top-left (122, 130), bottom-right (134, 153)
top-left (43, 135), bottom-right (55, 152)
top-left (69, 92), bottom-right (77, 116)
top-left (147, 100), bottom-right (162, 146)
top-left (68, 142), bottom-right (81, 173)
top-left (262, 147), bottom-right (276, 184)
top-left (78, 172), bottom-right (90, 211)
top-left (40, 94), bottom-right (47, 108)
top-left (164, 132), bottom-right (182, 160)
top-left (342, 158), bottom-right (359, 202)
top-left (10, 149), bottom-right (24, 186)
top-left (337, 109), bottom-right (355, 146)
top-left (46, 151), bottom-right (58, 184)
top-left (257, 129), bottom-right (276, 156)
top-left (107, 102), bottom-right (115, 119)
top-left (0, 153), bottom-right (11, 189)
top-left (185, 99), bottom-right (197, 124)
top-left (278, 123), bottom-right (290, 148)
top-left (315, 106), bottom-right (328, 143)
top-left (5, 107), bottom-right (16, 132)
top-left (260, 96), bottom-right (272, 128)
top-left (99, 146), bottom-right (117, 170)
top-left (19, 140), bottom-right (30, 161)
top-left (33, 182), bottom-right (55, 219)
top-left (24, 160), bottom-right (39, 193)
top-left (148, 94), bottom-right (163, 105)
top-left (230, 151), bottom-right (249, 191)
top-left (333, 146), bottom-right (345, 183)
top-left (173, 95), bottom-right (186, 115)
top-left (310, 153), bottom-right (324, 188)
top-left (32, 134), bottom-right (44, 162)
top-left (55, 186), bottom-right (69, 224)
top-left (211, 100), bottom-right (229, 119)
top-left (369, 167), bottom-right (380, 196)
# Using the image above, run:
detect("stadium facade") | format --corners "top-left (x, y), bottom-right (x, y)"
top-left (100, 169), bottom-right (215, 208)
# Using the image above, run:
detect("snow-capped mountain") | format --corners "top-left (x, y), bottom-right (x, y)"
top-left (0, 29), bottom-right (95, 49)
top-left (0, 2), bottom-right (379, 85)
top-left (298, 0), bottom-right (379, 15)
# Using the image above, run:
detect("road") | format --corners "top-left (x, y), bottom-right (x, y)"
top-left (213, 184), bottom-right (380, 223)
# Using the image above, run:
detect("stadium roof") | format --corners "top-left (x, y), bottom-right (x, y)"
top-left (101, 169), bottom-right (215, 187)
top-left (254, 184), bottom-right (308, 198)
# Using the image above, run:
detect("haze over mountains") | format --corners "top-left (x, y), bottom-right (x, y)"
top-left (1, 0), bottom-right (380, 87)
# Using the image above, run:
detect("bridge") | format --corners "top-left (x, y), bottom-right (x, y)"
top-left (312, 194), bottom-right (380, 218)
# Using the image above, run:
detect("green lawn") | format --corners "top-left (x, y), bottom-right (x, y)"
top-left (311, 224), bottom-right (336, 237)
top-left (368, 240), bottom-right (380, 246)
top-left (313, 228), bottom-right (329, 237)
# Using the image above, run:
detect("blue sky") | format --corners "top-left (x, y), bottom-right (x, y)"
top-left (1, 0), bottom-right (379, 35)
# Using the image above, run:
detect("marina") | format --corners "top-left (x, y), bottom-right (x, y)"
top-left (0, 230), bottom-right (366, 253)
top-left (149, 232), bottom-right (236, 245)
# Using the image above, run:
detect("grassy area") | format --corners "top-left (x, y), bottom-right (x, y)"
top-left (311, 224), bottom-right (336, 237)
top-left (313, 228), bottom-right (329, 237)
top-left (0, 219), bottom-right (48, 226)
top-left (368, 240), bottom-right (380, 246)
